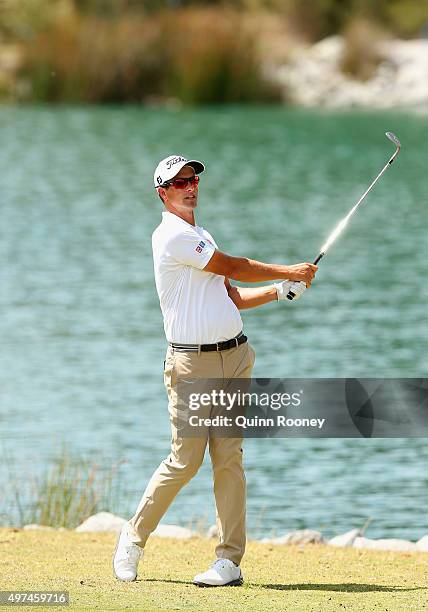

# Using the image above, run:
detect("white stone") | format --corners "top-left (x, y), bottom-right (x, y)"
top-left (310, 36), bottom-right (345, 64)
top-left (74, 513), bottom-right (196, 538)
top-left (260, 529), bottom-right (324, 545)
top-left (152, 524), bottom-right (195, 539)
top-left (206, 524), bottom-right (219, 539)
top-left (328, 529), bottom-right (361, 547)
top-left (75, 512), bottom-right (126, 533)
top-left (353, 537), bottom-right (418, 552)
top-left (416, 535), bottom-right (428, 552)
top-left (272, 36), bottom-right (428, 109)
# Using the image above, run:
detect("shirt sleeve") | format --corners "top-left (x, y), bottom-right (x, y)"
top-left (166, 228), bottom-right (216, 270)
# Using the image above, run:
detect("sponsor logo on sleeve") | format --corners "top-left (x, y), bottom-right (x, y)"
top-left (195, 240), bottom-right (206, 253)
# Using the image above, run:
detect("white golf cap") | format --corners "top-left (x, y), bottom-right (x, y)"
top-left (153, 155), bottom-right (205, 187)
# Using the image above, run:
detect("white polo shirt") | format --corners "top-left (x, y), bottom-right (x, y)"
top-left (152, 211), bottom-right (243, 344)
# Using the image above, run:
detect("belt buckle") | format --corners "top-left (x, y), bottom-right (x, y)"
top-left (216, 342), bottom-right (220, 352)
top-left (235, 337), bottom-right (239, 348)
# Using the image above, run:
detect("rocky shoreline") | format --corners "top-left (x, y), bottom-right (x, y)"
top-left (17, 512), bottom-right (428, 553)
top-left (269, 36), bottom-right (428, 109)
top-left (1, 36), bottom-right (427, 109)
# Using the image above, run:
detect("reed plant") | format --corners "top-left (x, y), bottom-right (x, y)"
top-left (20, 7), bottom-right (280, 104)
top-left (340, 18), bottom-right (388, 81)
top-left (2, 443), bottom-right (129, 528)
top-left (3, 1), bottom-right (426, 104)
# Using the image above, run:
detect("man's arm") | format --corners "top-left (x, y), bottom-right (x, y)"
top-left (204, 250), bottom-right (317, 286)
top-left (224, 278), bottom-right (277, 310)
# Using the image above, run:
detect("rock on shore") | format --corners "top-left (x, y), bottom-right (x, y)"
top-left (260, 529), bottom-right (325, 545)
top-left (74, 512), bottom-right (195, 538)
top-left (353, 537), bottom-right (418, 552)
top-left (75, 512), bottom-right (126, 533)
top-left (20, 514), bottom-right (428, 553)
top-left (328, 528), bottom-right (361, 547)
top-left (271, 36), bottom-right (428, 109)
top-left (416, 535), bottom-right (428, 551)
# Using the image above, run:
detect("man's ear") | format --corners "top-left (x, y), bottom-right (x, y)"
top-left (157, 187), bottom-right (166, 205)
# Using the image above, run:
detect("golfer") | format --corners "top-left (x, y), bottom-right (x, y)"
top-left (113, 155), bottom-right (317, 586)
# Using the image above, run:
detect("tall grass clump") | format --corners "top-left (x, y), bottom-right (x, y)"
top-left (2, 443), bottom-right (129, 528)
top-left (5, 1), bottom-right (428, 104)
top-left (256, 0), bottom-right (427, 41)
top-left (20, 7), bottom-right (280, 104)
top-left (0, 0), bottom-right (61, 41)
top-left (280, 0), bottom-right (354, 41)
top-left (160, 9), bottom-right (278, 104)
top-left (341, 18), bottom-right (388, 81)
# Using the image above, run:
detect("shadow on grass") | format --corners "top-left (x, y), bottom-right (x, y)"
top-left (260, 583), bottom-right (427, 593)
top-left (142, 579), bottom-right (190, 585)
top-left (139, 579), bottom-right (427, 594)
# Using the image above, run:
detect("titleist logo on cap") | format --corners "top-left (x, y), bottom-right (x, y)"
top-left (166, 156), bottom-right (187, 170)
top-left (154, 154), bottom-right (204, 188)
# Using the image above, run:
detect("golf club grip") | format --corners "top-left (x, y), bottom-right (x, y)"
top-left (313, 252), bottom-right (324, 265)
top-left (286, 252), bottom-right (324, 300)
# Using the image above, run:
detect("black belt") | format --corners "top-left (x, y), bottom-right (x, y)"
top-left (170, 331), bottom-right (247, 353)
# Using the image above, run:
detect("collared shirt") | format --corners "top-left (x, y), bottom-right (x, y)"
top-left (152, 211), bottom-right (243, 344)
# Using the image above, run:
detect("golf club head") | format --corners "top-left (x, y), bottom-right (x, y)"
top-left (386, 131), bottom-right (401, 149)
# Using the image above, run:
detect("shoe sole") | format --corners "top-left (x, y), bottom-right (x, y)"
top-left (193, 576), bottom-right (243, 588)
top-left (112, 528), bottom-right (137, 582)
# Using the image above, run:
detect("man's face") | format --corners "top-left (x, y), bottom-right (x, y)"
top-left (159, 165), bottom-right (199, 213)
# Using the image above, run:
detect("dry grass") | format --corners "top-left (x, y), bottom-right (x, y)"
top-left (341, 18), bottom-right (388, 82)
top-left (1, 1), bottom-right (426, 103)
top-left (1, 528), bottom-right (428, 610)
top-left (2, 444), bottom-right (128, 529)
top-left (20, 7), bottom-right (279, 104)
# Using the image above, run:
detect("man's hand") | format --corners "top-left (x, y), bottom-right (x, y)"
top-left (285, 263), bottom-right (318, 287)
top-left (275, 280), bottom-right (306, 301)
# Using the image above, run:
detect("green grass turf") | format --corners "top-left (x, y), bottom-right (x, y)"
top-left (1, 528), bottom-right (427, 611)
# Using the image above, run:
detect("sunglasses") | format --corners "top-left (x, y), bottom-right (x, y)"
top-left (162, 175), bottom-right (200, 189)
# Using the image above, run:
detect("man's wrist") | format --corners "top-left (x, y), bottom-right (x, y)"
top-left (282, 266), bottom-right (300, 282)
top-left (270, 285), bottom-right (279, 301)
top-left (281, 267), bottom-right (291, 280)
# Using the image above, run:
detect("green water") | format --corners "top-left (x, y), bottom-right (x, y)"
top-left (1, 106), bottom-right (427, 539)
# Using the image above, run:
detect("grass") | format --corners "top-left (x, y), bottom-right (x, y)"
top-left (1, 528), bottom-right (427, 611)
top-left (3, 1), bottom-right (425, 104)
top-left (341, 18), bottom-right (388, 82)
top-left (1, 443), bottom-right (129, 529)
top-left (18, 7), bottom-right (279, 104)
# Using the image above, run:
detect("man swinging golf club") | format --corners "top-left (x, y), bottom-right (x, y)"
top-left (113, 155), bottom-right (317, 587)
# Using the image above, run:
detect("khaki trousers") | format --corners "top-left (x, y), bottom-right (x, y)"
top-left (127, 340), bottom-right (255, 565)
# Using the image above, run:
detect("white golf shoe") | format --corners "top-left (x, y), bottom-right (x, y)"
top-left (112, 524), bottom-right (143, 581)
top-left (193, 558), bottom-right (243, 587)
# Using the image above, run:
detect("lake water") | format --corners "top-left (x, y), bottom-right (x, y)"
top-left (1, 105), bottom-right (427, 540)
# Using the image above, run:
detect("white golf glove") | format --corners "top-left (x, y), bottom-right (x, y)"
top-left (275, 280), bottom-right (306, 301)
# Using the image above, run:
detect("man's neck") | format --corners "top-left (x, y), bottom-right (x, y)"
top-left (165, 207), bottom-right (196, 226)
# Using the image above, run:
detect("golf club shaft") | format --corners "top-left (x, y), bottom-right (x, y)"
top-left (286, 134), bottom-right (401, 300)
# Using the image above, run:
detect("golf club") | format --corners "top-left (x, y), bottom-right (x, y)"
top-left (287, 131), bottom-right (402, 300)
